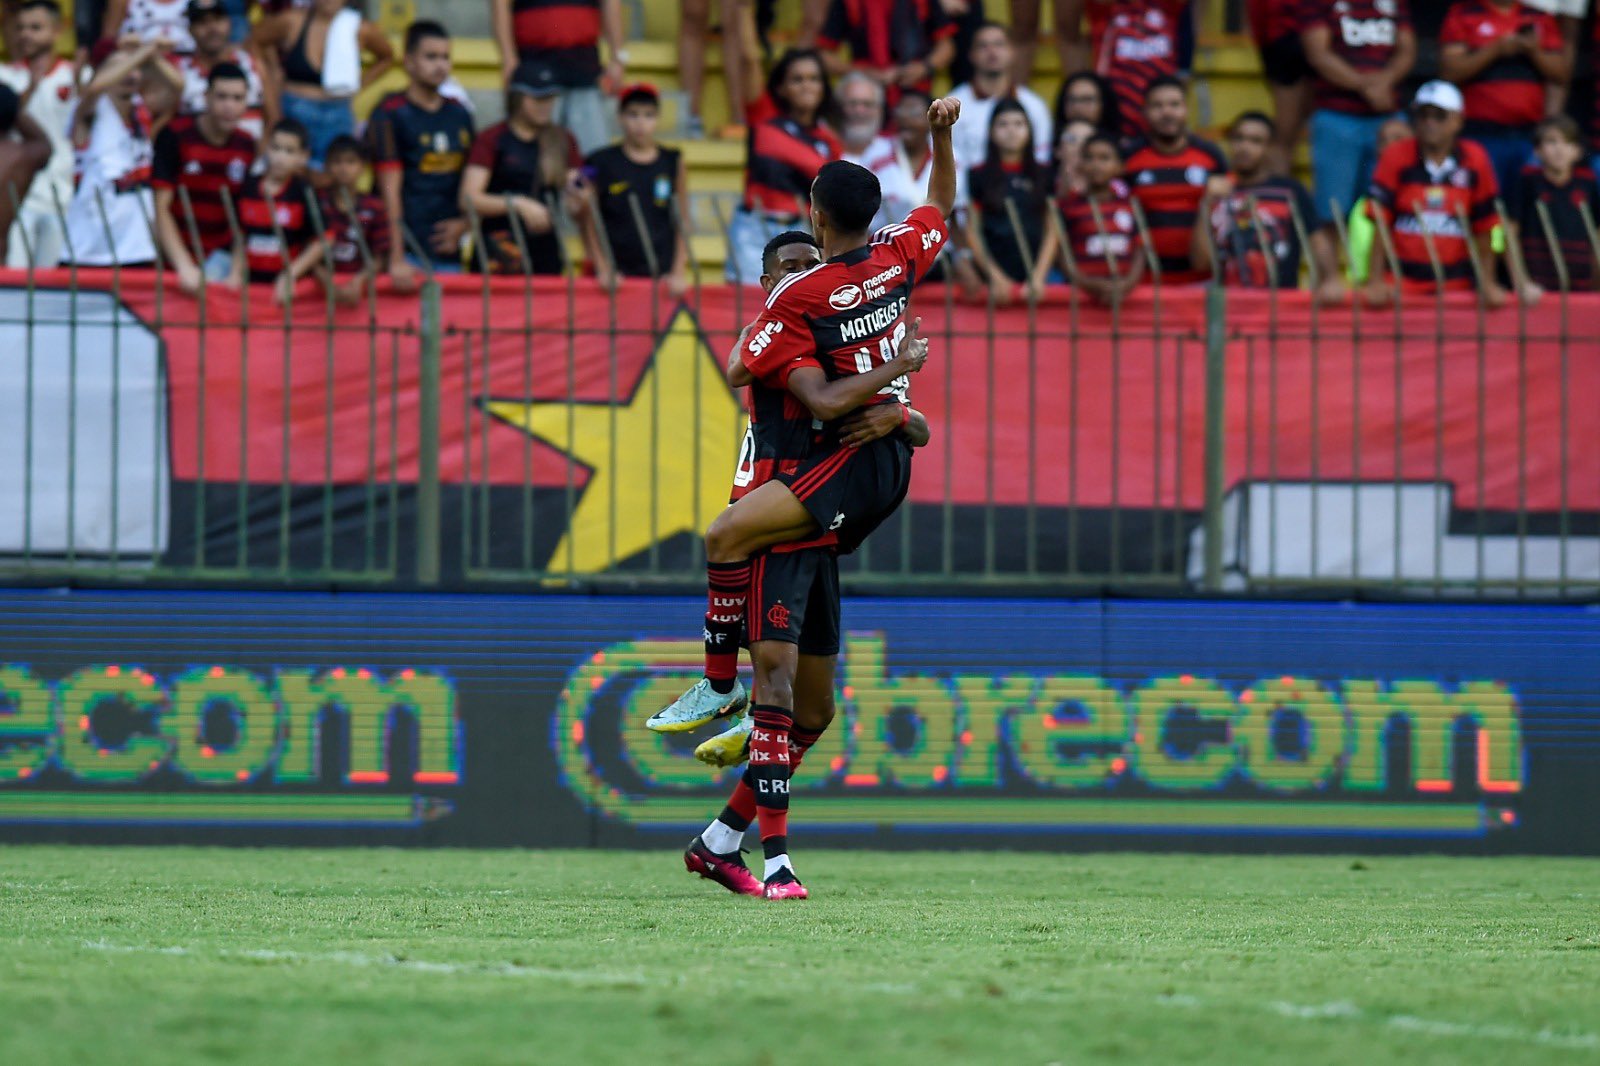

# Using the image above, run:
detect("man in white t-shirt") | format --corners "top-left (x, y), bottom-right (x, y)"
top-left (836, 69), bottom-right (892, 168)
top-left (948, 21), bottom-right (1053, 177)
top-left (174, 0), bottom-right (269, 140)
top-left (0, 0), bottom-right (81, 268)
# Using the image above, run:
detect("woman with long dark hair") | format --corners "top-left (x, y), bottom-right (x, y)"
top-left (1053, 70), bottom-right (1121, 141)
top-left (965, 98), bottom-right (1050, 302)
top-left (725, 47), bottom-right (840, 284)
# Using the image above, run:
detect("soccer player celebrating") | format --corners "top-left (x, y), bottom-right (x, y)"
top-left (682, 231), bottom-right (932, 901)
top-left (652, 96), bottom-right (962, 898)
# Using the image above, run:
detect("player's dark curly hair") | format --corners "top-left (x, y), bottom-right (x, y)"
top-left (761, 230), bottom-right (820, 275)
top-left (810, 161), bottom-right (881, 235)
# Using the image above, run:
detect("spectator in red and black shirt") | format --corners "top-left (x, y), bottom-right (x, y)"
top-left (1035, 132), bottom-right (1146, 305)
top-left (151, 62), bottom-right (255, 295)
top-left (1508, 115), bottom-right (1600, 298)
top-left (728, 48), bottom-right (842, 284)
top-left (460, 58), bottom-right (583, 277)
top-left (1303, 0), bottom-right (1416, 224)
top-left (1095, 0), bottom-right (1184, 139)
top-left (319, 133), bottom-right (388, 305)
top-left (814, 0), bottom-right (956, 108)
top-left (1439, 0), bottom-right (1567, 200)
top-left (226, 119), bottom-right (323, 304)
top-left (1364, 80), bottom-right (1509, 306)
top-left (366, 20), bottom-right (475, 286)
top-left (490, 0), bottom-right (623, 155)
top-left (1122, 76), bottom-right (1226, 284)
top-left (1247, 0), bottom-right (1312, 176)
top-left (1192, 111), bottom-right (1346, 303)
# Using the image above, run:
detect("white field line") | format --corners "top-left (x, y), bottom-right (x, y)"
top-left (82, 940), bottom-right (1600, 1052)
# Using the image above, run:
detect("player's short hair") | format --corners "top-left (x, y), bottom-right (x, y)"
top-left (325, 134), bottom-right (368, 162)
top-left (206, 61), bottom-right (248, 89)
top-left (405, 19), bottom-right (449, 54)
top-left (1083, 132), bottom-right (1123, 159)
top-left (761, 230), bottom-right (820, 275)
top-left (270, 118), bottom-right (311, 150)
top-left (17, 0), bottom-right (63, 18)
top-left (1143, 75), bottom-right (1186, 104)
top-left (810, 161), bottom-right (881, 235)
top-left (1229, 110), bottom-right (1275, 137)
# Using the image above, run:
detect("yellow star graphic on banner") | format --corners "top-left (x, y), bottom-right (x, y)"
top-left (482, 308), bottom-right (746, 574)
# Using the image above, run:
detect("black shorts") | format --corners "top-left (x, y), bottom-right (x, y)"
top-left (775, 435), bottom-right (913, 556)
top-left (1259, 32), bottom-right (1306, 88)
top-left (745, 547), bottom-right (840, 656)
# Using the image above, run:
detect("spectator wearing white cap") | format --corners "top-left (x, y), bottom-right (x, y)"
top-left (1363, 79), bottom-right (1509, 307)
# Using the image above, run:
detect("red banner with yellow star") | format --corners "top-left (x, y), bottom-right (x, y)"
top-left (4, 272), bottom-right (1597, 582)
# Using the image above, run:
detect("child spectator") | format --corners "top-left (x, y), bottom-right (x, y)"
top-left (229, 118), bottom-right (321, 303)
top-left (965, 97), bottom-right (1051, 303)
top-left (1035, 131), bottom-right (1146, 305)
top-left (1054, 119), bottom-right (1098, 198)
top-left (490, 0), bottom-right (624, 155)
top-left (458, 58), bottom-right (580, 276)
top-left (1095, 0), bottom-right (1184, 138)
top-left (175, 0), bottom-right (269, 140)
top-left (949, 22), bottom-right (1053, 178)
top-left (1053, 70), bottom-right (1121, 142)
top-left (0, 0), bottom-right (77, 268)
top-left (1192, 111), bottom-right (1345, 304)
top-left (318, 133), bottom-right (388, 304)
top-left (151, 62), bottom-right (255, 293)
top-left (1439, 0), bottom-right (1567, 200)
top-left (252, 0), bottom-right (394, 167)
top-left (1122, 76), bottom-right (1226, 284)
top-left (1364, 80), bottom-right (1508, 306)
top-left (1302, 0), bottom-right (1416, 223)
top-left (1508, 115), bottom-right (1600, 296)
top-left (582, 83), bottom-right (689, 294)
top-left (814, 0), bottom-right (956, 107)
top-left (64, 37), bottom-right (182, 267)
top-left (728, 48), bottom-right (840, 284)
top-left (367, 20), bottom-right (475, 284)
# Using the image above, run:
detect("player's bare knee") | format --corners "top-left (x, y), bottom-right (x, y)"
top-left (703, 513), bottom-right (747, 563)
top-left (751, 645), bottom-right (797, 708)
top-left (793, 695), bottom-right (835, 733)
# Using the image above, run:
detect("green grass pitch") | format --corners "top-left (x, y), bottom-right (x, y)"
top-left (3, 847), bottom-right (1597, 1064)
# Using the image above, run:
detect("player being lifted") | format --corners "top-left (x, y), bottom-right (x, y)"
top-left (653, 96), bottom-right (962, 898)
top-left (680, 231), bottom-right (932, 901)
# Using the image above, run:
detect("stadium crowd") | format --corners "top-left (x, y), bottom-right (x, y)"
top-left (0, 0), bottom-right (1596, 305)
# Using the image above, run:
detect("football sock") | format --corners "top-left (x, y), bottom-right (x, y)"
top-left (703, 561), bottom-right (750, 694)
top-left (717, 771), bottom-right (757, 831)
top-left (790, 724), bottom-right (825, 767)
top-left (701, 818), bottom-right (744, 855)
top-left (764, 853), bottom-right (793, 880)
top-left (749, 703), bottom-right (793, 862)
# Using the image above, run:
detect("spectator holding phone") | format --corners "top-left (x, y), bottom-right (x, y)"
top-left (1439, 0), bottom-right (1567, 200)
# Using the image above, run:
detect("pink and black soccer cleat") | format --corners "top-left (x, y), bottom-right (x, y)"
top-left (762, 869), bottom-right (809, 901)
top-left (684, 836), bottom-right (763, 897)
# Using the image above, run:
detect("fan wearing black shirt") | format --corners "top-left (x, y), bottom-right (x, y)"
top-left (1508, 116), bottom-right (1600, 298)
top-left (580, 83), bottom-right (690, 296)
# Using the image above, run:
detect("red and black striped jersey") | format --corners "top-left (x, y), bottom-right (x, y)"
top-left (1246, 0), bottom-right (1306, 45)
top-left (1439, 0), bottom-right (1561, 133)
top-left (1367, 136), bottom-right (1499, 291)
top-left (1095, 0), bottom-right (1182, 137)
top-left (742, 116), bottom-right (843, 217)
top-left (1303, 0), bottom-right (1411, 115)
top-left (510, 0), bottom-right (601, 83)
top-left (1123, 136), bottom-right (1226, 283)
top-left (235, 174), bottom-right (318, 281)
top-left (731, 380), bottom-right (820, 504)
top-left (319, 190), bottom-right (388, 274)
top-left (1511, 165), bottom-right (1600, 292)
top-left (815, 0), bottom-right (957, 102)
top-left (1057, 180), bottom-right (1143, 278)
top-left (1206, 175), bottom-right (1319, 289)
top-left (740, 204), bottom-right (947, 416)
top-left (150, 114), bottom-right (255, 254)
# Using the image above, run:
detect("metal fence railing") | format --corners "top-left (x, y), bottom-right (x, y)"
top-left (1, 181), bottom-right (1596, 599)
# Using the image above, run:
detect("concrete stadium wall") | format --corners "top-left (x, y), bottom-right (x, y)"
top-left (0, 589), bottom-right (1596, 853)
